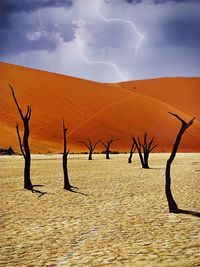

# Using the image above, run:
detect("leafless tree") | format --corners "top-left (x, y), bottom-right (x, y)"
top-left (9, 84), bottom-right (33, 190)
top-left (100, 137), bottom-right (119, 159)
top-left (79, 138), bottom-right (100, 160)
top-left (128, 135), bottom-right (136, 163)
top-left (62, 120), bottom-right (72, 190)
top-left (165, 112), bottom-right (199, 217)
top-left (134, 133), bottom-right (157, 168)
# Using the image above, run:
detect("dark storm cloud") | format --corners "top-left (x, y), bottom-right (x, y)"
top-left (153, 0), bottom-right (200, 3)
top-left (0, 0), bottom-right (74, 55)
top-left (0, 0), bottom-right (73, 14)
top-left (125, 0), bottom-right (200, 3)
top-left (115, 0), bottom-right (200, 49)
top-left (0, 0), bottom-right (73, 30)
top-left (163, 17), bottom-right (200, 48)
top-left (125, 0), bottom-right (143, 3)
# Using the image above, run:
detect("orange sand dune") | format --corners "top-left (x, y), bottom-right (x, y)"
top-left (117, 77), bottom-right (200, 118)
top-left (0, 62), bottom-right (200, 153)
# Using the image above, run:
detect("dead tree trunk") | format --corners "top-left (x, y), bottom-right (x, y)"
top-left (165, 112), bottom-right (195, 213)
top-left (128, 136), bottom-right (136, 163)
top-left (134, 137), bottom-right (145, 167)
top-left (100, 137), bottom-right (119, 159)
top-left (134, 133), bottom-right (157, 169)
top-left (79, 138), bottom-right (100, 160)
top-left (63, 120), bottom-right (71, 190)
top-left (9, 84), bottom-right (33, 190)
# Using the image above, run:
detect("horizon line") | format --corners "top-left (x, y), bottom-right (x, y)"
top-left (1, 60), bottom-right (200, 84)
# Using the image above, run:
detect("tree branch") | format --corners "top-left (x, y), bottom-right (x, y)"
top-left (16, 124), bottom-right (25, 158)
top-left (169, 112), bottom-right (195, 128)
top-left (9, 84), bottom-right (24, 120)
top-left (92, 140), bottom-right (100, 151)
top-left (26, 105), bottom-right (32, 120)
top-left (79, 141), bottom-right (90, 150)
top-left (149, 144), bottom-right (157, 152)
top-left (99, 140), bottom-right (107, 148)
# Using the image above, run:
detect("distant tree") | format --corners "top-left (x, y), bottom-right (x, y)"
top-left (0, 146), bottom-right (15, 155)
top-left (165, 112), bottom-right (198, 214)
top-left (134, 133), bottom-right (157, 168)
top-left (79, 138), bottom-right (100, 160)
top-left (62, 120), bottom-right (72, 190)
top-left (100, 137), bottom-right (119, 159)
top-left (128, 135), bottom-right (136, 163)
top-left (7, 145), bottom-right (15, 155)
top-left (9, 84), bottom-right (33, 190)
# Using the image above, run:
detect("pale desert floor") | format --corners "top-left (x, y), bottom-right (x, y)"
top-left (0, 153), bottom-right (200, 267)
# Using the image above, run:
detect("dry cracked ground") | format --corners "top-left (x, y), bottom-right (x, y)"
top-left (0, 153), bottom-right (200, 267)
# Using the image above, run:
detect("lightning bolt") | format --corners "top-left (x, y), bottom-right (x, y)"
top-left (74, 0), bottom-right (144, 82)
top-left (92, 3), bottom-right (144, 56)
top-left (77, 46), bottom-right (127, 81)
top-left (73, 19), bottom-right (127, 81)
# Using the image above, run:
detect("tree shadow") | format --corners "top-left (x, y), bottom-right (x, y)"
top-left (65, 187), bottom-right (88, 196)
top-left (70, 185), bottom-right (79, 190)
top-left (32, 184), bottom-right (46, 187)
top-left (31, 184), bottom-right (50, 198)
top-left (151, 167), bottom-right (166, 170)
top-left (175, 209), bottom-right (200, 218)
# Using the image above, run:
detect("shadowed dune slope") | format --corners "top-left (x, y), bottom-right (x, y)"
top-left (0, 62), bottom-right (200, 153)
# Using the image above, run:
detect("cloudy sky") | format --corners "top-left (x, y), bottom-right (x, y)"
top-left (0, 0), bottom-right (200, 82)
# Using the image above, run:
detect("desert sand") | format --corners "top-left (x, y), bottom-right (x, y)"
top-left (0, 62), bottom-right (200, 153)
top-left (0, 153), bottom-right (200, 266)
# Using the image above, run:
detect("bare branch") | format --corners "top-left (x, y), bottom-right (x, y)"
top-left (149, 144), bottom-right (157, 152)
top-left (9, 84), bottom-right (24, 120)
top-left (26, 105), bottom-right (32, 120)
top-left (109, 136), bottom-right (120, 145)
top-left (148, 137), bottom-right (155, 150)
top-left (16, 124), bottom-right (25, 158)
top-left (88, 138), bottom-right (92, 149)
top-left (137, 137), bottom-right (142, 149)
top-left (169, 112), bottom-right (195, 128)
top-left (187, 117), bottom-right (196, 128)
top-left (93, 140), bottom-right (101, 151)
top-left (99, 140), bottom-right (107, 148)
top-left (79, 141), bottom-right (90, 150)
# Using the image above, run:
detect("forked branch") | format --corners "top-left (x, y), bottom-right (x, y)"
top-left (134, 133), bottom-right (157, 168)
top-left (79, 138), bottom-right (100, 160)
top-left (16, 124), bottom-right (25, 158)
top-left (100, 136), bottom-right (119, 159)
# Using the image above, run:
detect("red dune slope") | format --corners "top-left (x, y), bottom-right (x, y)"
top-left (0, 62), bottom-right (200, 153)
top-left (117, 77), bottom-right (200, 117)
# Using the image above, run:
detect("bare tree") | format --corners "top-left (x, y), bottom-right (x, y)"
top-left (79, 138), bottom-right (100, 160)
top-left (9, 84), bottom-right (33, 190)
top-left (134, 133), bottom-right (157, 168)
top-left (100, 137), bottom-right (119, 159)
top-left (62, 120), bottom-right (72, 190)
top-left (165, 112), bottom-right (199, 217)
top-left (128, 135), bottom-right (136, 163)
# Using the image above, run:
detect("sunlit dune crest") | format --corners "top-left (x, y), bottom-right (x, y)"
top-left (0, 62), bottom-right (200, 153)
